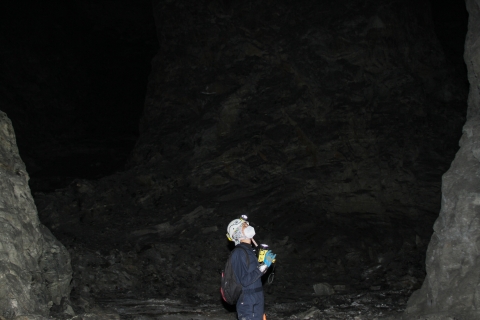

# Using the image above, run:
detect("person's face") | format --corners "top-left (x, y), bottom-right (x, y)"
top-left (241, 221), bottom-right (249, 234)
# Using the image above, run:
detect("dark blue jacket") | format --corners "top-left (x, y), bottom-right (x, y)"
top-left (231, 243), bottom-right (263, 293)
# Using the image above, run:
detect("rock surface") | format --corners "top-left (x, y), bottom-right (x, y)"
top-left (0, 112), bottom-right (71, 318)
top-left (404, 0), bottom-right (480, 318)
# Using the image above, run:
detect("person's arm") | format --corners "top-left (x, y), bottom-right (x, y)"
top-left (232, 248), bottom-right (263, 287)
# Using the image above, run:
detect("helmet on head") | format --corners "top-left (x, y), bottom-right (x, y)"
top-left (226, 215), bottom-right (248, 243)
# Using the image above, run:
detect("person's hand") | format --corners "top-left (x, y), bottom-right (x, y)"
top-left (258, 263), bottom-right (268, 273)
top-left (263, 250), bottom-right (276, 267)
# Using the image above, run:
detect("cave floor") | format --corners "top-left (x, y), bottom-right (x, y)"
top-left (37, 186), bottom-right (422, 320)
top-left (81, 287), bottom-right (407, 320)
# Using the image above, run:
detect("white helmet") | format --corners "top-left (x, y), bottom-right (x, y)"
top-left (226, 216), bottom-right (248, 243)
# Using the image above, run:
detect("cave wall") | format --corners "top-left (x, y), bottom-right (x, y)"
top-left (404, 0), bottom-right (480, 318)
top-left (135, 0), bottom-right (466, 246)
top-left (33, 0), bottom-right (467, 303)
top-left (0, 112), bottom-right (71, 318)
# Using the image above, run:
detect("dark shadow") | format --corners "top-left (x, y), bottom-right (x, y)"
top-left (220, 297), bottom-right (237, 312)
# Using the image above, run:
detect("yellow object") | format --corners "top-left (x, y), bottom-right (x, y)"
top-left (258, 247), bottom-right (268, 263)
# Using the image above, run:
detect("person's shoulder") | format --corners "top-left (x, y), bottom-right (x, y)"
top-left (232, 245), bottom-right (248, 257)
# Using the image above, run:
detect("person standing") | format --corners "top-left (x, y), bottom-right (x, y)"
top-left (226, 217), bottom-right (276, 320)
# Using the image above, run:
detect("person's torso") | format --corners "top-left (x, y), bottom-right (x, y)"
top-left (234, 243), bottom-right (262, 290)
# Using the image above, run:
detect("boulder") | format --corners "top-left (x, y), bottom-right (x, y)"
top-left (404, 0), bottom-right (480, 318)
top-left (0, 111), bottom-right (71, 318)
top-left (313, 283), bottom-right (335, 296)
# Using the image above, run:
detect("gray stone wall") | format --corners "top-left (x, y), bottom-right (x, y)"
top-left (405, 1), bottom-right (480, 318)
top-left (0, 111), bottom-right (71, 319)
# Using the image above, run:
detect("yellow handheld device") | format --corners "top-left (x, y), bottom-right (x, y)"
top-left (258, 244), bottom-right (269, 263)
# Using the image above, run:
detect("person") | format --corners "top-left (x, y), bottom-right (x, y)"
top-left (226, 217), bottom-right (276, 320)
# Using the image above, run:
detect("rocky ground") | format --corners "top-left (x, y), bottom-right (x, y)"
top-left (83, 289), bottom-right (410, 319)
top-left (49, 283), bottom-right (412, 319)
top-left (35, 181), bottom-right (426, 319)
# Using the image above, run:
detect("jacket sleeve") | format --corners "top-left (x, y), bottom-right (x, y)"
top-left (232, 248), bottom-right (263, 287)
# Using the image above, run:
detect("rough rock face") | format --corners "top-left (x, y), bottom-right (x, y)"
top-left (32, 0), bottom-right (467, 312)
top-left (0, 112), bottom-right (71, 318)
top-left (404, 1), bottom-right (480, 318)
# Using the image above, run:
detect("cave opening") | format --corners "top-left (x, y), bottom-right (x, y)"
top-left (1, 0), bottom-right (157, 193)
top-left (0, 0), bottom-right (474, 319)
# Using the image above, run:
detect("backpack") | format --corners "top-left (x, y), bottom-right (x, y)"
top-left (220, 246), bottom-right (249, 305)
